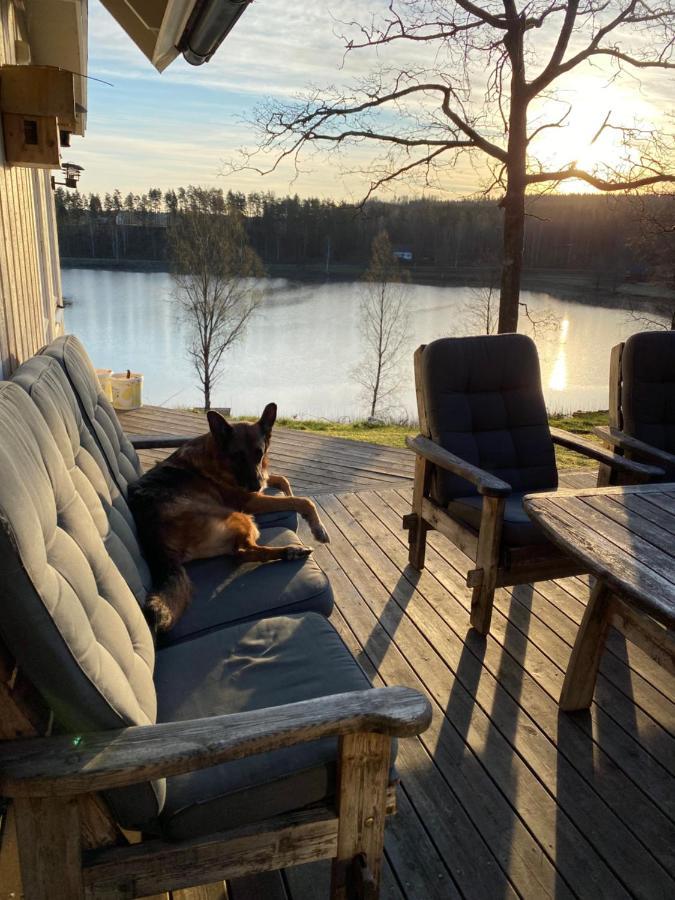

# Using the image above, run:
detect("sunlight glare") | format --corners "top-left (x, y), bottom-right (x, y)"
top-left (548, 318), bottom-right (570, 392)
top-left (529, 85), bottom-right (652, 193)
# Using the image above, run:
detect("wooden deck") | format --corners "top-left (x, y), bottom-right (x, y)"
top-left (121, 406), bottom-right (675, 900)
top-left (119, 406), bottom-right (415, 496)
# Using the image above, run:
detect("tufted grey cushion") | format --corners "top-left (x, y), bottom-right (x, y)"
top-left (39, 333), bottom-right (143, 498)
top-left (622, 331), bottom-right (675, 467)
top-left (419, 335), bottom-right (558, 505)
top-left (0, 382), bottom-right (162, 827)
top-left (154, 613), bottom-right (375, 840)
top-left (11, 356), bottom-right (152, 605)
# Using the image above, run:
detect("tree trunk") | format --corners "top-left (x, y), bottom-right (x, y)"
top-left (498, 27), bottom-right (528, 335)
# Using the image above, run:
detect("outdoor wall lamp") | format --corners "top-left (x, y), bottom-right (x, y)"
top-left (52, 161), bottom-right (83, 190)
top-left (179, 0), bottom-right (251, 66)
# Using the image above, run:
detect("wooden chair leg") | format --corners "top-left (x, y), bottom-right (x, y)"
top-left (559, 580), bottom-right (613, 711)
top-left (469, 496), bottom-right (505, 635)
top-left (13, 796), bottom-right (84, 899)
top-left (408, 455), bottom-right (432, 571)
top-left (330, 732), bottom-right (391, 900)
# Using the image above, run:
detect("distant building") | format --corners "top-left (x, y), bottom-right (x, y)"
top-left (393, 246), bottom-right (414, 263)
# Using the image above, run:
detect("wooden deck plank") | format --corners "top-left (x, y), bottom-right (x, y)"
top-left (356, 489), bottom-right (675, 872)
top-left (386, 488), bottom-right (675, 793)
top-left (315, 493), bottom-right (673, 898)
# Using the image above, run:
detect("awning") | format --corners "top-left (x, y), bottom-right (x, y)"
top-left (99, 0), bottom-right (250, 72)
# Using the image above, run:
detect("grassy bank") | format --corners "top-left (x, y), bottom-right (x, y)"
top-left (269, 410), bottom-right (609, 470)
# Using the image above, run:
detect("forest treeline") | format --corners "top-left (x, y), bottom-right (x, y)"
top-left (55, 186), bottom-right (674, 284)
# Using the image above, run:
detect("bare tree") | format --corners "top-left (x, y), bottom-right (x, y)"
top-left (464, 283), bottom-right (560, 336)
top-left (170, 207), bottom-right (264, 411)
top-left (237, 1), bottom-right (674, 332)
top-left (353, 231), bottom-right (410, 418)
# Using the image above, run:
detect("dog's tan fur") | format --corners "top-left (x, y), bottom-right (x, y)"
top-left (128, 404), bottom-right (329, 631)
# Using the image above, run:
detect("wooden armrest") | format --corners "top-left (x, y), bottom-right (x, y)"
top-left (593, 426), bottom-right (675, 469)
top-left (127, 433), bottom-right (190, 450)
top-left (405, 435), bottom-right (512, 497)
top-left (0, 687), bottom-right (431, 799)
top-left (549, 427), bottom-right (663, 479)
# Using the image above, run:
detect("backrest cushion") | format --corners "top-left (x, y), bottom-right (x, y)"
top-left (622, 330), bottom-right (675, 453)
top-left (419, 334), bottom-right (558, 504)
top-left (0, 383), bottom-right (163, 828)
top-left (39, 334), bottom-right (143, 497)
top-left (12, 356), bottom-right (152, 605)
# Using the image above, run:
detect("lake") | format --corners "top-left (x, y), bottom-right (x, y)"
top-left (62, 268), bottom-right (664, 419)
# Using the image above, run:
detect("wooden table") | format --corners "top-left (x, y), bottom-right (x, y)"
top-left (524, 482), bottom-right (675, 711)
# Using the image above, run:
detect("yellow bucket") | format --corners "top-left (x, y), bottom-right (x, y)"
top-left (111, 371), bottom-right (143, 411)
top-left (95, 368), bottom-right (113, 403)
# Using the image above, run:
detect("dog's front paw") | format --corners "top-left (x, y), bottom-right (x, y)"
top-left (283, 545), bottom-right (313, 561)
top-left (312, 522), bottom-right (330, 543)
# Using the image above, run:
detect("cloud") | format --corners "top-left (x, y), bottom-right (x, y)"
top-left (79, 1), bottom-right (673, 199)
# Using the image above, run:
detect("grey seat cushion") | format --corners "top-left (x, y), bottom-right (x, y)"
top-left (154, 614), bottom-right (375, 840)
top-left (420, 335), bottom-right (558, 505)
top-left (0, 382), bottom-right (162, 828)
top-left (448, 493), bottom-right (552, 547)
top-left (622, 331), bottom-right (675, 471)
top-left (161, 526), bottom-right (333, 645)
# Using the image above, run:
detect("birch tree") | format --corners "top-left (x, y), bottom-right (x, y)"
top-left (170, 208), bottom-right (263, 411)
top-left (354, 230), bottom-right (410, 417)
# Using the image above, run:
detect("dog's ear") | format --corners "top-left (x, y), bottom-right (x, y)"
top-left (259, 402), bottom-right (277, 437)
top-left (207, 410), bottom-right (233, 449)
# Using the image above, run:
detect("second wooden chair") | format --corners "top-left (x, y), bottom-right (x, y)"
top-left (403, 334), bottom-right (661, 635)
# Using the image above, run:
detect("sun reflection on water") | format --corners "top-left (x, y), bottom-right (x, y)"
top-left (548, 318), bottom-right (570, 392)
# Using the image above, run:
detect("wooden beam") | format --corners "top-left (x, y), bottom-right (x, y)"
top-left (330, 733), bottom-right (391, 899)
top-left (83, 810), bottom-right (339, 899)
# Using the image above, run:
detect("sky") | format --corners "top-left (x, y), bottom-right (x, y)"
top-left (73, 0), bottom-right (673, 201)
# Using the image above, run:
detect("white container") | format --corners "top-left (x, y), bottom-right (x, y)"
top-left (111, 370), bottom-right (143, 410)
top-left (95, 368), bottom-right (113, 403)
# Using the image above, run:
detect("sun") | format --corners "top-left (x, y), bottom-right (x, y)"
top-left (527, 83), bottom-right (647, 193)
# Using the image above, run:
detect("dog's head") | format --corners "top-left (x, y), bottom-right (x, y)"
top-left (206, 403), bottom-right (276, 493)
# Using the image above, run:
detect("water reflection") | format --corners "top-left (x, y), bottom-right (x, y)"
top-left (548, 318), bottom-right (569, 394)
top-left (62, 270), bottom-right (662, 418)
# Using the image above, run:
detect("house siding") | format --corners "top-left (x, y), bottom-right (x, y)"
top-left (0, 0), bottom-right (63, 378)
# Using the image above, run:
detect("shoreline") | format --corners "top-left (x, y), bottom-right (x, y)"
top-left (61, 259), bottom-right (675, 312)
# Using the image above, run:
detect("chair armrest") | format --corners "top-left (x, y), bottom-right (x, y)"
top-left (593, 426), bottom-right (675, 470)
top-left (549, 427), bottom-right (663, 479)
top-left (405, 435), bottom-right (512, 497)
top-left (0, 687), bottom-right (431, 799)
top-left (127, 433), bottom-right (190, 450)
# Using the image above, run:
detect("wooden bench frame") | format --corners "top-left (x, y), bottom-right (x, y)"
top-left (403, 345), bottom-right (662, 635)
top-left (0, 631), bottom-right (430, 900)
top-left (594, 340), bottom-right (675, 484)
top-left (0, 426), bottom-right (432, 898)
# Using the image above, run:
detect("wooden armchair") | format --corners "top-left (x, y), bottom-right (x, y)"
top-left (594, 331), bottom-right (675, 485)
top-left (403, 335), bottom-right (661, 635)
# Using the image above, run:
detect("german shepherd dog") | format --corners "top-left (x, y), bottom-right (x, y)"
top-left (128, 403), bottom-right (330, 632)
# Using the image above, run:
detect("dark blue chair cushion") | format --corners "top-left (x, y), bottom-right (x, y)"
top-left (448, 493), bottom-right (552, 546)
top-left (622, 330), bottom-right (675, 462)
top-left (154, 613), bottom-right (376, 840)
top-left (420, 334), bottom-right (558, 505)
top-left (159, 526), bottom-right (333, 646)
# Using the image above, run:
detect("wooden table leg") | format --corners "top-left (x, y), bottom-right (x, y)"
top-left (559, 580), bottom-right (613, 711)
